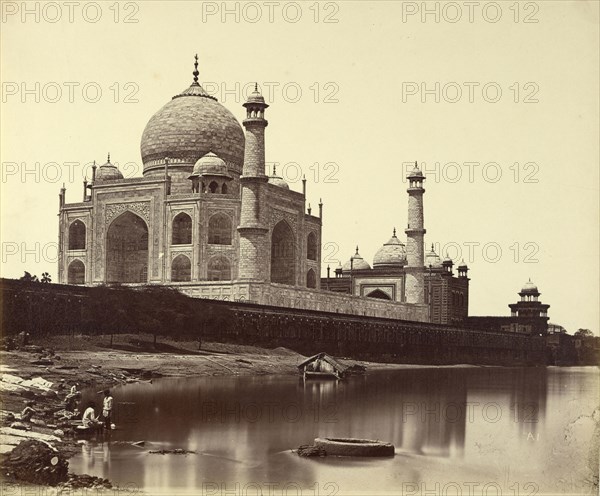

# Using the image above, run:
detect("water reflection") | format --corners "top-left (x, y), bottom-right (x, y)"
top-left (71, 367), bottom-right (598, 495)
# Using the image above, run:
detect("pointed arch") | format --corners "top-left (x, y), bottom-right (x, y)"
top-left (221, 183), bottom-right (228, 194)
top-left (209, 181), bottom-right (219, 193)
top-left (307, 232), bottom-right (317, 260)
top-left (366, 289), bottom-right (391, 300)
top-left (271, 220), bottom-right (295, 285)
top-left (67, 259), bottom-right (85, 284)
top-left (208, 213), bottom-right (232, 245)
top-left (68, 220), bottom-right (86, 250)
top-left (208, 256), bottom-right (231, 281)
top-left (171, 254), bottom-right (191, 282)
top-left (306, 269), bottom-right (317, 288)
top-left (106, 211), bottom-right (149, 283)
top-left (172, 212), bottom-right (192, 245)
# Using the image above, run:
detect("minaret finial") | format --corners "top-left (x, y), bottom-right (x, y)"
top-left (431, 243), bottom-right (434, 251)
top-left (393, 227), bottom-right (396, 236)
top-left (272, 163), bottom-right (277, 175)
top-left (254, 82), bottom-right (258, 92)
top-left (415, 160), bottom-right (418, 168)
top-left (355, 246), bottom-right (359, 255)
top-left (193, 54), bottom-right (199, 84)
top-left (107, 153), bottom-right (110, 164)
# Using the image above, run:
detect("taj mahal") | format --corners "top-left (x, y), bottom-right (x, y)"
top-left (57, 56), bottom-right (473, 324)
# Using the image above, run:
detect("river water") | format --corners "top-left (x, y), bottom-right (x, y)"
top-left (70, 367), bottom-right (599, 496)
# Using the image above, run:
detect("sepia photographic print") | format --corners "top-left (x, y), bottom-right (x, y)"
top-left (1, 1), bottom-right (599, 495)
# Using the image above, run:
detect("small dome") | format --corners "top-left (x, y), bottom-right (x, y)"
top-left (521, 279), bottom-right (539, 294)
top-left (190, 152), bottom-right (231, 178)
top-left (442, 256), bottom-right (453, 265)
top-left (267, 165), bottom-right (289, 189)
top-left (457, 260), bottom-right (468, 270)
top-left (245, 85), bottom-right (266, 105)
top-left (373, 230), bottom-right (407, 267)
top-left (342, 248), bottom-right (371, 272)
top-left (95, 155), bottom-right (123, 181)
top-left (425, 245), bottom-right (442, 268)
top-left (408, 161), bottom-right (425, 179)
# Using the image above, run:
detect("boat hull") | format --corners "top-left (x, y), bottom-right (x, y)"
top-left (314, 437), bottom-right (395, 457)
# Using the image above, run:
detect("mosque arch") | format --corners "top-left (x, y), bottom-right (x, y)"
top-left (306, 269), bottom-right (317, 288)
top-left (271, 220), bottom-right (295, 285)
top-left (172, 212), bottom-right (192, 245)
top-left (171, 254), bottom-right (192, 282)
top-left (68, 220), bottom-right (86, 250)
top-left (208, 213), bottom-right (232, 245)
top-left (208, 256), bottom-right (231, 281)
top-left (307, 232), bottom-right (317, 260)
top-left (366, 289), bottom-right (391, 300)
top-left (106, 211), bottom-right (149, 283)
top-left (67, 259), bottom-right (85, 285)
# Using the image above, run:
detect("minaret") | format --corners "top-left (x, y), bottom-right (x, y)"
top-left (237, 84), bottom-right (270, 281)
top-left (405, 161), bottom-right (426, 304)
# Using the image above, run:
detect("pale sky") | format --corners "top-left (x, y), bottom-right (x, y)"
top-left (1, 1), bottom-right (598, 334)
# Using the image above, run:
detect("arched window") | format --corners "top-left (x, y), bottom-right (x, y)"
top-left (172, 213), bottom-right (192, 245)
top-left (306, 269), bottom-right (316, 288)
top-left (68, 220), bottom-right (86, 250)
top-left (208, 257), bottom-right (231, 281)
top-left (221, 183), bottom-right (228, 194)
top-left (208, 214), bottom-right (232, 245)
top-left (307, 232), bottom-right (317, 260)
top-left (67, 260), bottom-right (85, 284)
top-left (106, 211), bottom-right (149, 283)
top-left (209, 181), bottom-right (219, 193)
top-left (171, 254), bottom-right (191, 282)
top-left (366, 289), bottom-right (391, 300)
top-left (271, 220), bottom-right (295, 285)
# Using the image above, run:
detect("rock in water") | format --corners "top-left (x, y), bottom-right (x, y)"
top-left (1, 440), bottom-right (68, 485)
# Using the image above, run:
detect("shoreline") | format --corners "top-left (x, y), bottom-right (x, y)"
top-left (2, 334), bottom-right (593, 490)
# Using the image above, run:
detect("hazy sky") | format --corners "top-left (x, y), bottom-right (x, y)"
top-left (1, 1), bottom-right (598, 334)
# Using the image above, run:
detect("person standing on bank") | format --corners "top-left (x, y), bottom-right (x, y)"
top-left (102, 389), bottom-right (113, 430)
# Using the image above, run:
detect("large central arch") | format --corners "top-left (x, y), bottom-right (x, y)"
top-left (271, 220), bottom-right (295, 285)
top-left (106, 211), bottom-right (149, 283)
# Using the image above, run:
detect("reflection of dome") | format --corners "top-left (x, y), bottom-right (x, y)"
top-left (190, 152), bottom-right (231, 178)
top-left (140, 58), bottom-right (245, 174)
top-left (95, 155), bottom-right (123, 181)
top-left (521, 279), bottom-right (539, 294)
top-left (342, 248), bottom-right (371, 272)
top-left (268, 165), bottom-right (289, 189)
top-left (425, 245), bottom-right (442, 268)
top-left (373, 230), bottom-right (407, 267)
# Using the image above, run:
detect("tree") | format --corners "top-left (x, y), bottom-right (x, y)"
top-left (574, 329), bottom-right (593, 338)
top-left (40, 272), bottom-right (51, 283)
top-left (20, 271), bottom-right (39, 282)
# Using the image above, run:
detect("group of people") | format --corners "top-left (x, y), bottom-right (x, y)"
top-left (68, 385), bottom-right (114, 432)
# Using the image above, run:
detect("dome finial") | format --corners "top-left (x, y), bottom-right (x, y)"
top-left (107, 152), bottom-right (111, 164)
top-left (193, 54), bottom-right (199, 84)
top-left (393, 227), bottom-right (396, 237)
top-left (272, 163), bottom-right (277, 175)
top-left (254, 82), bottom-right (258, 92)
top-left (355, 246), bottom-right (359, 255)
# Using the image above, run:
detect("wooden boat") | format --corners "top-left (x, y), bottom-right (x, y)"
top-left (297, 353), bottom-right (349, 379)
top-left (314, 437), bottom-right (395, 457)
